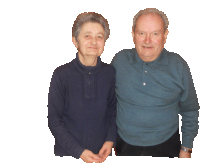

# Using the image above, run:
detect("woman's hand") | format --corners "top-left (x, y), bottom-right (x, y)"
top-left (98, 141), bottom-right (113, 162)
top-left (80, 149), bottom-right (100, 163)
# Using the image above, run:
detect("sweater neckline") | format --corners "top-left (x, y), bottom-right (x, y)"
top-left (73, 53), bottom-right (102, 75)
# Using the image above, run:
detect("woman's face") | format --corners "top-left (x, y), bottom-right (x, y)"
top-left (73, 22), bottom-right (105, 58)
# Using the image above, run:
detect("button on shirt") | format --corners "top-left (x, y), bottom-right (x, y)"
top-left (84, 71), bottom-right (95, 99)
top-left (111, 48), bottom-right (199, 148)
top-left (142, 63), bottom-right (149, 86)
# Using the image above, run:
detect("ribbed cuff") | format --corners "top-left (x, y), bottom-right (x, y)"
top-left (182, 136), bottom-right (193, 148)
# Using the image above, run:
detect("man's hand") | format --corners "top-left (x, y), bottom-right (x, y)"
top-left (179, 149), bottom-right (191, 158)
top-left (80, 149), bottom-right (100, 163)
top-left (98, 141), bottom-right (113, 162)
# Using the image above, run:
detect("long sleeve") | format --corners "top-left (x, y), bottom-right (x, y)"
top-left (179, 63), bottom-right (199, 148)
top-left (105, 68), bottom-right (117, 146)
top-left (48, 70), bottom-right (85, 159)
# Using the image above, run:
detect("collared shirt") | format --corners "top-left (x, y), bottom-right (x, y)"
top-left (111, 48), bottom-right (199, 148)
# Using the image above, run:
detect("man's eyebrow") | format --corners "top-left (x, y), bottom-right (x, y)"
top-left (136, 30), bottom-right (162, 32)
top-left (136, 30), bottom-right (145, 33)
top-left (137, 30), bottom-right (162, 32)
top-left (153, 30), bottom-right (162, 32)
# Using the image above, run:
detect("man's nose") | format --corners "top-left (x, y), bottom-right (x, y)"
top-left (145, 34), bottom-right (151, 44)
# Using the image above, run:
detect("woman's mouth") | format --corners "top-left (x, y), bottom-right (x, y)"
top-left (88, 47), bottom-right (98, 49)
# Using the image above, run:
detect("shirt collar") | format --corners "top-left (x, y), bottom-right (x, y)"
top-left (73, 53), bottom-right (102, 75)
top-left (129, 48), bottom-right (168, 65)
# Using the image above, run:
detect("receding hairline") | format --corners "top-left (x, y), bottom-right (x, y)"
top-left (132, 8), bottom-right (169, 32)
top-left (135, 13), bottom-right (165, 31)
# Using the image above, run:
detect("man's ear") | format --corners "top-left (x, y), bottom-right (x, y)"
top-left (72, 37), bottom-right (78, 49)
top-left (132, 31), bottom-right (135, 43)
top-left (164, 29), bottom-right (169, 44)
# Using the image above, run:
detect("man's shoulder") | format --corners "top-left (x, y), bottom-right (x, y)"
top-left (114, 48), bottom-right (134, 58)
top-left (165, 49), bottom-right (187, 66)
top-left (111, 48), bottom-right (134, 64)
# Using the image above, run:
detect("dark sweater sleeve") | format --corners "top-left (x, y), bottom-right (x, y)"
top-left (105, 68), bottom-right (117, 146)
top-left (48, 69), bottom-right (85, 159)
top-left (179, 63), bottom-right (199, 148)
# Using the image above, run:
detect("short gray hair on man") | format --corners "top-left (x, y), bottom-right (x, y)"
top-left (132, 8), bottom-right (169, 32)
top-left (72, 12), bottom-right (110, 41)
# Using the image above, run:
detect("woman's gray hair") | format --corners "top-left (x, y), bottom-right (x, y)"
top-left (72, 12), bottom-right (110, 41)
top-left (132, 8), bottom-right (169, 32)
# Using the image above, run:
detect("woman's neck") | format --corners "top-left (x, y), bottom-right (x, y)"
top-left (78, 53), bottom-right (98, 66)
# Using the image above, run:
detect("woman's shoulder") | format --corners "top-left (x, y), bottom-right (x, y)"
top-left (101, 62), bottom-right (115, 71)
top-left (100, 62), bottom-right (116, 78)
top-left (53, 60), bottom-right (76, 77)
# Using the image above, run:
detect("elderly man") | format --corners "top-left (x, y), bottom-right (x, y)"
top-left (111, 8), bottom-right (199, 158)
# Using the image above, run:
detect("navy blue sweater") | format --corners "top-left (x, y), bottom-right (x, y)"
top-left (48, 54), bottom-right (117, 158)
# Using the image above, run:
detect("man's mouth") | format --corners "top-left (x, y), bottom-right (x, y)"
top-left (143, 46), bottom-right (153, 49)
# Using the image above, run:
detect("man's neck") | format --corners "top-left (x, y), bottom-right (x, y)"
top-left (139, 55), bottom-right (159, 62)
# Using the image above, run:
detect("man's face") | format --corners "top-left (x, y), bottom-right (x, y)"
top-left (132, 13), bottom-right (168, 62)
top-left (73, 22), bottom-right (105, 58)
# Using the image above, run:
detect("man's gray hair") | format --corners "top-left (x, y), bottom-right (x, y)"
top-left (132, 8), bottom-right (169, 32)
top-left (72, 12), bottom-right (110, 41)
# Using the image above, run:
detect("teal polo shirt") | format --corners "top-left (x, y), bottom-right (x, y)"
top-left (111, 48), bottom-right (199, 148)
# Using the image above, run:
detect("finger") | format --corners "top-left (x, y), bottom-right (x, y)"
top-left (99, 147), bottom-right (106, 156)
top-left (87, 157), bottom-right (98, 163)
top-left (95, 160), bottom-right (102, 163)
top-left (99, 156), bottom-right (105, 162)
top-left (101, 150), bottom-right (111, 162)
top-left (90, 153), bottom-right (100, 160)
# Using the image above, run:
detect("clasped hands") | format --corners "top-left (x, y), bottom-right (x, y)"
top-left (80, 141), bottom-right (113, 163)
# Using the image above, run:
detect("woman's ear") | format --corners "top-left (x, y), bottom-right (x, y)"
top-left (72, 37), bottom-right (78, 49)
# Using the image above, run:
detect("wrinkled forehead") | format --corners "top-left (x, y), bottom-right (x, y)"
top-left (80, 22), bottom-right (105, 34)
top-left (77, 22), bottom-right (107, 42)
top-left (135, 13), bottom-right (165, 31)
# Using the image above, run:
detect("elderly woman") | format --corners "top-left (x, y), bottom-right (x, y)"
top-left (48, 12), bottom-right (117, 163)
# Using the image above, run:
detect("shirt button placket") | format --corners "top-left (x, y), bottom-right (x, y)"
top-left (144, 70), bottom-right (147, 86)
top-left (88, 72), bottom-right (91, 85)
top-left (142, 63), bottom-right (148, 86)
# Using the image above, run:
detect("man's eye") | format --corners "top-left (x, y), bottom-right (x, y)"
top-left (154, 33), bottom-right (158, 35)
